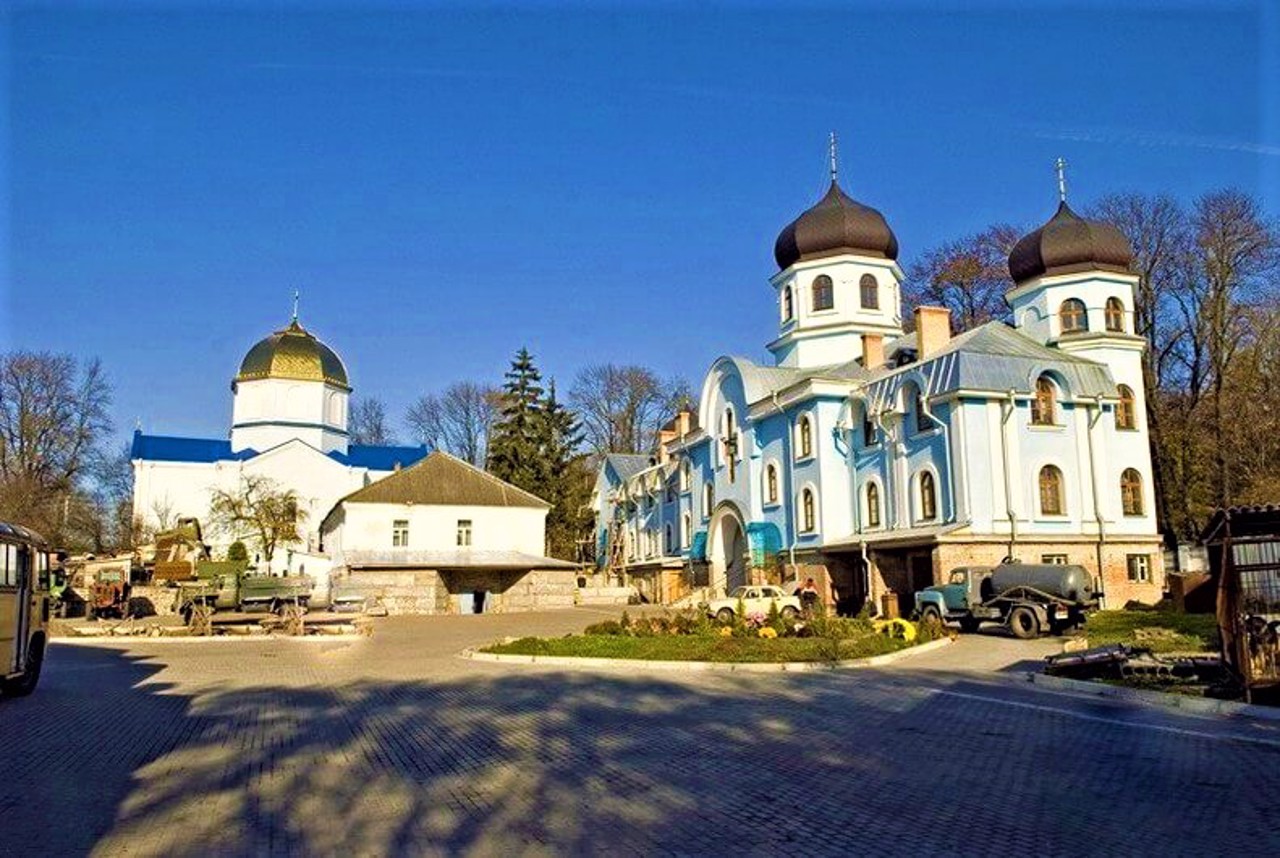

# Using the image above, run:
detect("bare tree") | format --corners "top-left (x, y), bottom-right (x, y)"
top-left (903, 225), bottom-right (1021, 330)
top-left (405, 382), bottom-right (500, 467)
top-left (0, 351), bottom-right (112, 543)
top-left (570, 364), bottom-right (690, 455)
top-left (1188, 189), bottom-right (1280, 508)
top-left (349, 396), bottom-right (395, 446)
top-left (208, 475), bottom-right (304, 562)
top-left (1087, 193), bottom-right (1192, 541)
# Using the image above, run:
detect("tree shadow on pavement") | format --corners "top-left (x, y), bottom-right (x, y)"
top-left (1, 644), bottom-right (1264, 857)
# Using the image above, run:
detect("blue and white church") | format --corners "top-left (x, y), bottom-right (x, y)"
top-left (131, 314), bottom-right (429, 560)
top-left (594, 161), bottom-right (1164, 612)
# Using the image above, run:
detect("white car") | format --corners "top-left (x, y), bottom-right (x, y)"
top-left (706, 585), bottom-right (802, 623)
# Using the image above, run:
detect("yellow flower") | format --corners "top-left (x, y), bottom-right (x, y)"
top-left (758, 627), bottom-right (778, 639)
top-left (719, 626), bottom-right (734, 637)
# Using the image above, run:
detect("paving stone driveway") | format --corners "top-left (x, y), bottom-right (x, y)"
top-left (3, 610), bottom-right (1277, 856)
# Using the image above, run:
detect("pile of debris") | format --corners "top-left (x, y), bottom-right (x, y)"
top-left (1044, 644), bottom-right (1223, 684)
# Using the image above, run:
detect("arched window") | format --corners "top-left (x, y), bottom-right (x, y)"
top-left (1039, 465), bottom-right (1064, 516)
top-left (1116, 385), bottom-right (1137, 430)
top-left (665, 524), bottom-right (673, 553)
top-left (680, 459), bottom-right (691, 491)
top-left (681, 513), bottom-right (691, 548)
top-left (1031, 376), bottom-right (1057, 426)
top-left (862, 408), bottom-right (877, 446)
top-left (703, 482), bottom-right (714, 519)
top-left (765, 464), bottom-right (779, 504)
top-left (919, 472), bottom-right (937, 521)
top-left (860, 273), bottom-right (879, 309)
top-left (1060, 298), bottom-right (1088, 333)
top-left (782, 286), bottom-right (794, 322)
top-left (801, 488), bottom-right (816, 532)
top-left (1121, 469), bottom-right (1144, 516)
top-left (812, 274), bottom-right (834, 311)
top-left (1105, 297), bottom-right (1125, 333)
top-left (797, 415), bottom-right (813, 459)
top-left (914, 388), bottom-right (931, 434)
top-left (866, 482), bottom-right (881, 528)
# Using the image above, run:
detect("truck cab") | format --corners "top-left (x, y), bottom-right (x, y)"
top-left (916, 567), bottom-right (994, 633)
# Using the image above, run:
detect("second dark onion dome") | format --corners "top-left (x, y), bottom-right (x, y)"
top-left (1008, 201), bottom-right (1133, 284)
top-left (774, 180), bottom-right (899, 270)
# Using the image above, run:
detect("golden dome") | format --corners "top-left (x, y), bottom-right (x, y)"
top-left (235, 319), bottom-right (350, 389)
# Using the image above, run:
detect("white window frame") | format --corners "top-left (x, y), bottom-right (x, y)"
top-left (456, 519), bottom-right (473, 548)
top-left (392, 519), bottom-right (410, 548)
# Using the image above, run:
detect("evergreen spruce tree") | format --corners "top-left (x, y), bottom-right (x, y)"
top-left (487, 347), bottom-right (546, 492)
top-left (541, 380), bottom-right (591, 560)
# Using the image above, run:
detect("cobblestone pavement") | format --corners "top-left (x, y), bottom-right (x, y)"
top-left (4, 610), bottom-right (1279, 856)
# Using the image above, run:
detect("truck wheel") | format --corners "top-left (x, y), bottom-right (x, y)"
top-left (919, 605), bottom-right (942, 628)
top-left (2, 636), bottom-right (45, 697)
top-left (959, 617), bottom-right (981, 634)
top-left (716, 608), bottom-right (735, 624)
top-left (1008, 606), bottom-right (1039, 639)
top-left (781, 606), bottom-right (799, 621)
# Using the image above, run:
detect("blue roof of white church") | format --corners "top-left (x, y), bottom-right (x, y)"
top-left (130, 430), bottom-right (429, 471)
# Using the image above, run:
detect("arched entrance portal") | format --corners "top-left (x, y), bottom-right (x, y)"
top-left (707, 504), bottom-right (749, 596)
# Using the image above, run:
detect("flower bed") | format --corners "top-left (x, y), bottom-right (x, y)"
top-left (482, 607), bottom-right (938, 664)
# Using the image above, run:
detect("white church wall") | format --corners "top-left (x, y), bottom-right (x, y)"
top-left (231, 377), bottom-right (349, 454)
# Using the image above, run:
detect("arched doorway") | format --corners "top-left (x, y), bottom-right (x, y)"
top-left (707, 504), bottom-right (748, 595)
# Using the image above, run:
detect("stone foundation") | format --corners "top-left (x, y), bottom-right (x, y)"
top-left (338, 567), bottom-right (576, 615)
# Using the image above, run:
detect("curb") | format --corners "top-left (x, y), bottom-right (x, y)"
top-left (52, 634), bottom-right (367, 645)
top-left (461, 636), bottom-right (953, 674)
top-left (1028, 672), bottom-right (1280, 721)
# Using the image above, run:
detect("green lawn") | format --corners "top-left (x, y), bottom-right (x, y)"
top-left (1082, 610), bottom-right (1219, 653)
top-left (483, 633), bottom-right (912, 663)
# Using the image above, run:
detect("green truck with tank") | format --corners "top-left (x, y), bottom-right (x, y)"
top-left (914, 561), bottom-right (1100, 638)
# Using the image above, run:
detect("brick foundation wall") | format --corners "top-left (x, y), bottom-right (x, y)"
top-left (932, 540), bottom-right (1165, 608)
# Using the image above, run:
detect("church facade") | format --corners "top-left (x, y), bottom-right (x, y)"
top-left (594, 169), bottom-right (1164, 613)
top-left (131, 316), bottom-right (429, 563)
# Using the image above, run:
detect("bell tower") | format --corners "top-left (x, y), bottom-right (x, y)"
top-left (768, 135), bottom-right (904, 369)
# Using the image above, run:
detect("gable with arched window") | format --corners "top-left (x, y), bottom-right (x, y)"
top-left (1105, 297), bottom-right (1125, 332)
top-left (1031, 375), bottom-right (1058, 426)
top-left (859, 273), bottom-right (879, 309)
top-left (797, 414), bottom-right (813, 460)
top-left (1116, 385), bottom-right (1137, 430)
top-left (1060, 298), bottom-right (1088, 333)
top-left (1121, 468), bottom-right (1144, 516)
top-left (812, 274), bottom-right (834, 312)
top-left (865, 481), bottom-right (881, 529)
top-left (782, 286), bottom-right (794, 322)
top-left (918, 471), bottom-right (937, 521)
top-left (1039, 465), bottom-right (1064, 516)
top-left (764, 463), bottom-right (779, 505)
top-left (800, 488), bottom-right (817, 533)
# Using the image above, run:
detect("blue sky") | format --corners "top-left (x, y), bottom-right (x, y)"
top-left (4, 1), bottom-right (1277, 447)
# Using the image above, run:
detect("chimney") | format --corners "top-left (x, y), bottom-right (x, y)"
top-left (657, 427), bottom-right (677, 464)
top-left (861, 333), bottom-right (884, 369)
top-left (677, 410), bottom-right (692, 437)
top-left (914, 306), bottom-right (952, 360)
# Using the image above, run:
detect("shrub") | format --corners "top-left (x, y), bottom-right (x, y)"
top-left (758, 627), bottom-right (778, 639)
top-left (584, 620), bottom-right (624, 636)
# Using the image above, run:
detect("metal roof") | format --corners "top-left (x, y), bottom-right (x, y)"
top-left (605, 454), bottom-right (654, 482)
top-left (130, 430), bottom-right (428, 471)
top-left (774, 180), bottom-right (898, 268)
top-left (339, 450), bottom-right (550, 509)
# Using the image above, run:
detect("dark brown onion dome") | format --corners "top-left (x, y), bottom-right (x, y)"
top-left (1008, 201), bottom-right (1134, 284)
top-left (774, 180), bottom-right (899, 270)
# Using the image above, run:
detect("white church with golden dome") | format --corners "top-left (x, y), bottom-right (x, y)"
top-left (130, 313), bottom-right (429, 560)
